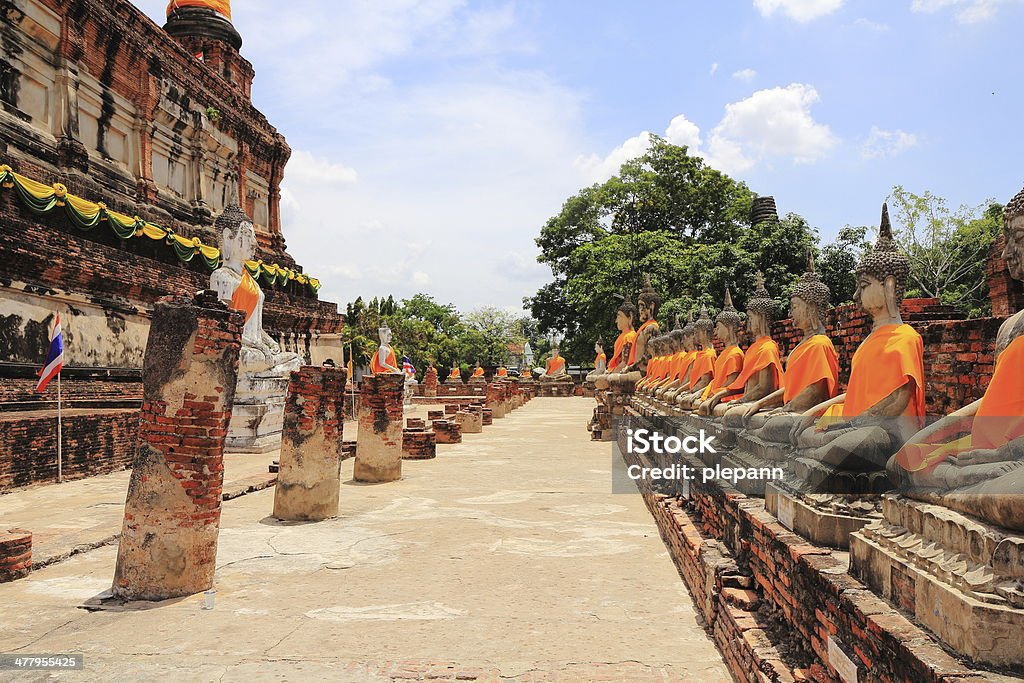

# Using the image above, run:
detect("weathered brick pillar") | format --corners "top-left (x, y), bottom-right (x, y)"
top-left (457, 408), bottom-right (482, 434)
top-left (432, 419), bottom-right (462, 444)
top-left (482, 407), bottom-right (493, 426)
top-left (427, 410), bottom-right (444, 421)
top-left (112, 292), bottom-right (242, 601)
top-left (273, 366), bottom-right (347, 521)
top-left (486, 383), bottom-right (506, 419)
top-left (444, 403), bottom-right (459, 415)
top-left (0, 529), bottom-right (32, 583)
top-left (407, 417), bottom-right (426, 429)
top-left (424, 366), bottom-right (438, 397)
top-left (402, 428), bottom-right (437, 459)
top-left (354, 373), bottom-right (405, 483)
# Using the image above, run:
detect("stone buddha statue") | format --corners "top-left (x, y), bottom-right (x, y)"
top-left (636, 334), bottom-right (671, 394)
top-left (470, 361), bottom-right (487, 382)
top-left (608, 275), bottom-right (662, 389)
top-left (446, 363), bottom-right (462, 383)
top-left (693, 288), bottom-right (746, 415)
top-left (740, 252), bottom-right (840, 438)
top-left (592, 301), bottom-right (637, 391)
top-left (593, 339), bottom-right (607, 376)
top-left (788, 204), bottom-right (925, 474)
top-left (659, 313), bottom-right (699, 406)
top-left (540, 345), bottom-right (568, 380)
top-left (210, 204), bottom-right (301, 375)
top-left (885, 186), bottom-right (1024, 530)
top-left (676, 306), bottom-right (717, 410)
top-left (643, 317), bottom-right (684, 397)
top-left (369, 325), bottom-right (400, 374)
top-left (715, 274), bottom-right (784, 425)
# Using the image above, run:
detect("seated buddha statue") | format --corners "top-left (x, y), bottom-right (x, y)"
top-left (446, 363), bottom-right (463, 383)
top-left (469, 362), bottom-right (486, 383)
top-left (714, 274), bottom-right (784, 424)
top-left (740, 253), bottom-right (840, 438)
top-left (645, 317), bottom-right (685, 398)
top-left (593, 340), bottom-right (607, 375)
top-left (787, 204), bottom-right (925, 473)
top-left (637, 335), bottom-right (671, 394)
top-left (210, 204), bottom-right (301, 375)
top-left (593, 301), bottom-right (637, 391)
top-left (496, 365), bottom-right (509, 378)
top-left (886, 186), bottom-right (1024, 530)
top-left (659, 313), bottom-right (699, 405)
top-left (369, 325), bottom-right (401, 374)
top-left (676, 306), bottom-right (717, 410)
top-left (540, 345), bottom-right (569, 381)
top-left (694, 288), bottom-right (746, 415)
top-left (608, 275), bottom-right (662, 390)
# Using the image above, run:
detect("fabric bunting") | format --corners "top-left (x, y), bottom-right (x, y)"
top-left (0, 163), bottom-right (321, 293)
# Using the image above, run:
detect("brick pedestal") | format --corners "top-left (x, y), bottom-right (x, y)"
top-left (481, 408), bottom-right (493, 426)
top-left (456, 410), bottom-right (483, 433)
top-left (113, 292), bottom-right (242, 601)
top-left (444, 404), bottom-right (459, 415)
top-left (273, 366), bottom-right (347, 522)
top-left (0, 529), bottom-right (32, 583)
top-left (402, 429), bottom-right (437, 459)
top-left (427, 410), bottom-right (444, 421)
top-left (354, 373), bottom-right (405, 483)
top-left (431, 419), bottom-right (462, 444)
top-left (407, 417), bottom-right (426, 429)
top-left (423, 367), bottom-right (438, 398)
top-left (486, 383), bottom-right (507, 419)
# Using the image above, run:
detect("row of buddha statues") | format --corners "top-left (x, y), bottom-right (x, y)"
top-left (588, 196), bottom-right (1024, 533)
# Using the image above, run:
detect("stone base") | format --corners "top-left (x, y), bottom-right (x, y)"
top-left (851, 495), bottom-right (1024, 670)
top-left (765, 481), bottom-right (879, 549)
top-left (0, 529), bottom-right (32, 583)
top-left (431, 419), bottom-right (462, 444)
top-left (226, 372), bottom-right (289, 453)
top-left (402, 429), bottom-right (437, 460)
top-left (456, 411), bottom-right (482, 434)
top-left (538, 380), bottom-right (575, 397)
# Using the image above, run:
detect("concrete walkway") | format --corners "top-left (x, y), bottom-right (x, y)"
top-left (0, 398), bottom-right (729, 682)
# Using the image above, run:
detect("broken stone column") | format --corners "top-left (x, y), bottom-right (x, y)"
top-left (456, 409), bottom-right (482, 434)
top-left (402, 428), bottom-right (437, 459)
top-left (423, 366), bottom-right (438, 397)
top-left (353, 373), bottom-right (405, 483)
top-left (431, 419), bottom-right (462, 444)
top-left (273, 366), bottom-right (347, 521)
top-left (0, 529), bottom-right (32, 583)
top-left (112, 292), bottom-right (242, 601)
top-left (486, 383), bottom-right (507, 419)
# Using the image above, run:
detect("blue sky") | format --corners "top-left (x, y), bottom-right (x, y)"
top-left (137, 0), bottom-right (1024, 312)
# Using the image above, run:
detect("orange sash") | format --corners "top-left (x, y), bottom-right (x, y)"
top-left (230, 270), bottom-right (260, 324)
top-left (675, 350), bottom-right (697, 384)
top-left (497, 367), bottom-right (508, 377)
top-left (783, 334), bottom-right (839, 404)
top-left (370, 345), bottom-right (398, 374)
top-left (896, 335), bottom-right (1024, 473)
top-left (449, 368), bottom-right (461, 378)
top-left (546, 356), bottom-right (565, 375)
top-left (628, 319), bottom-right (658, 365)
top-left (701, 345), bottom-right (745, 400)
top-left (724, 337), bottom-right (782, 400)
top-left (609, 329), bottom-right (636, 370)
top-left (472, 367), bottom-right (485, 378)
top-left (688, 348), bottom-right (717, 389)
top-left (595, 352), bottom-right (606, 366)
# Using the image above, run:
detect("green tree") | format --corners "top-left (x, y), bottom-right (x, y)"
top-left (818, 226), bottom-right (870, 306)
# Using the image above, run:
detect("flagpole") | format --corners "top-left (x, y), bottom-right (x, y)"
top-left (56, 368), bottom-right (63, 483)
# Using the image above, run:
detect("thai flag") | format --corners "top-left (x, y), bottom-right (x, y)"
top-left (402, 356), bottom-right (416, 377)
top-left (36, 314), bottom-right (64, 392)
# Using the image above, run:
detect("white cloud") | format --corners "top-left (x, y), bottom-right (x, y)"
top-left (853, 17), bottom-right (891, 31)
top-left (665, 115), bottom-right (702, 150)
top-left (910, 0), bottom-right (1023, 22)
top-left (732, 68), bottom-right (758, 82)
top-left (573, 132), bottom-right (654, 184)
top-left (708, 84), bottom-right (839, 169)
top-left (709, 62), bottom-right (720, 76)
top-left (753, 0), bottom-right (844, 22)
top-left (283, 150), bottom-right (359, 186)
top-left (861, 126), bottom-right (919, 159)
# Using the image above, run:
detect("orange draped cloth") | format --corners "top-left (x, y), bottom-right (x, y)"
top-left (688, 348), bottom-right (717, 390)
top-left (701, 345), bottom-right (745, 400)
top-left (628, 319), bottom-right (658, 365)
top-left (595, 352), bottom-right (606, 367)
top-left (449, 368), bottom-right (461, 378)
top-left (167, 0), bottom-right (231, 19)
top-left (896, 335), bottom-right (1024, 473)
top-left (782, 334), bottom-right (839, 404)
top-left (546, 356), bottom-right (565, 375)
top-left (653, 351), bottom-right (684, 387)
top-left (497, 367), bottom-right (508, 377)
top-left (472, 367), bottom-right (485, 378)
top-left (675, 350), bottom-right (697, 385)
top-left (608, 330), bottom-right (636, 370)
top-left (370, 345), bottom-right (398, 374)
top-left (721, 337), bottom-right (782, 403)
top-left (230, 270), bottom-right (260, 324)
top-left (820, 323), bottom-right (925, 428)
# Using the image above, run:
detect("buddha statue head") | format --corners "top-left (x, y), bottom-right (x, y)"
top-left (1003, 184), bottom-right (1024, 281)
top-left (595, 338), bottom-right (604, 355)
top-left (217, 203), bottom-right (257, 270)
top-left (616, 301), bottom-right (637, 334)
top-left (669, 314), bottom-right (685, 352)
top-left (791, 249), bottom-right (830, 334)
top-left (637, 274), bottom-right (662, 323)
top-left (681, 311), bottom-right (697, 351)
top-left (378, 325), bottom-right (392, 346)
top-left (855, 203), bottom-right (910, 321)
top-left (746, 272), bottom-right (774, 338)
top-left (714, 286), bottom-right (741, 344)
top-left (694, 305), bottom-right (714, 348)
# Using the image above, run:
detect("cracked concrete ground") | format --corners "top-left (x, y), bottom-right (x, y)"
top-left (0, 397), bottom-right (730, 682)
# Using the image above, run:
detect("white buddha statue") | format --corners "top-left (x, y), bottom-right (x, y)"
top-left (210, 204), bottom-right (301, 374)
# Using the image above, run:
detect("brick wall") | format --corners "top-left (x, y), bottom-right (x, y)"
top-left (0, 409), bottom-right (138, 491)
